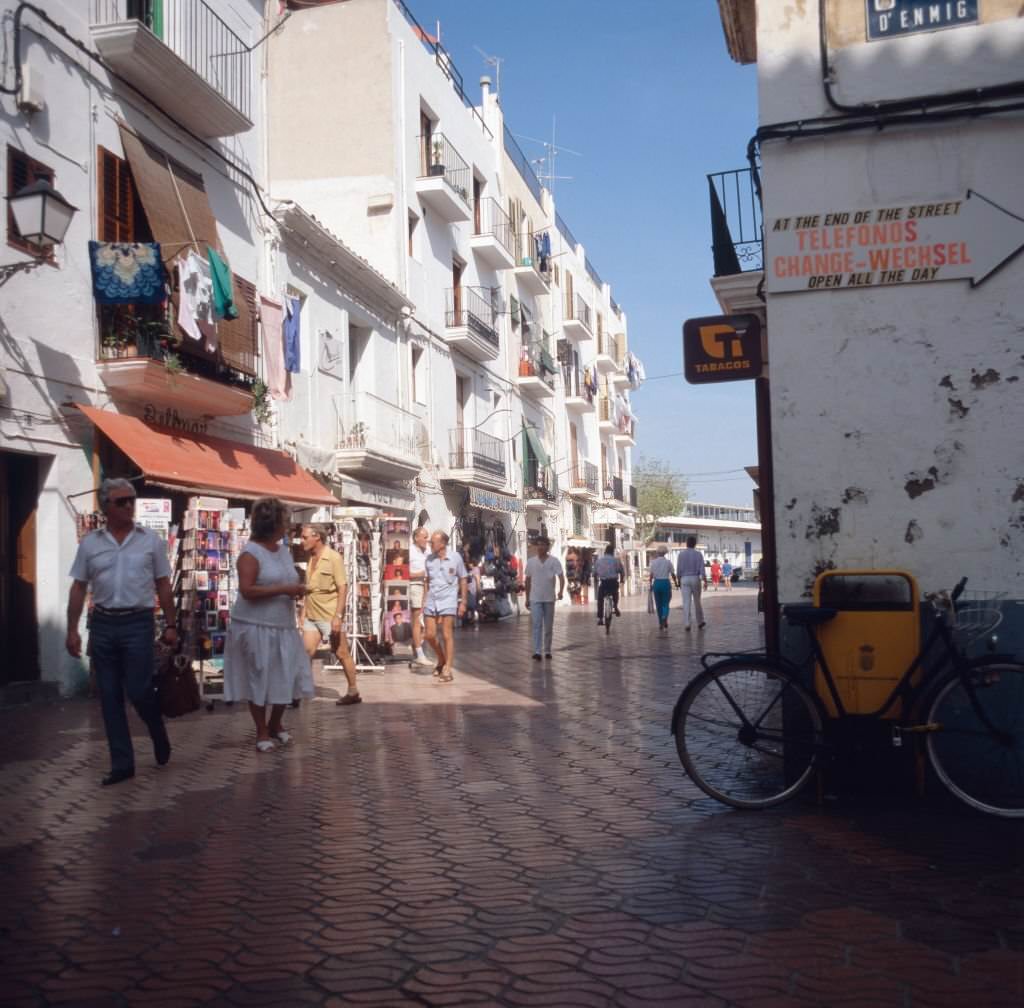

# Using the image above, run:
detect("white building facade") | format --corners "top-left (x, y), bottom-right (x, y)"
top-left (711, 0), bottom-right (1023, 647)
top-left (0, 0), bottom-right (643, 695)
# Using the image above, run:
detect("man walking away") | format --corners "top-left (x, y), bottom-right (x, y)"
top-left (649, 546), bottom-right (675, 630)
top-left (66, 478), bottom-right (176, 786)
top-left (525, 537), bottom-right (564, 660)
top-left (594, 544), bottom-right (624, 625)
top-left (299, 526), bottom-right (361, 706)
top-left (423, 530), bottom-right (467, 683)
top-left (677, 535), bottom-right (706, 631)
top-left (409, 526), bottom-right (433, 666)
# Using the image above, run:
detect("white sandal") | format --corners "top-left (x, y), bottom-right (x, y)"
top-left (273, 731), bottom-right (292, 745)
top-left (256, 739), bottom-right (276, 753)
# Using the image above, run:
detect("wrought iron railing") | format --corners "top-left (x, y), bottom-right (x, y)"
top-left (707, 167), bottom-right (763, 276)
top-left (568, 460), bottom-right (599, 495)
top-left (335, 392), bottom-right (428, 463)
top-left (449, 427), bottom-right (505, 478)
top-left (419, 133), bottom-right (472, 207)
top-left (565, 293), bottom-right (592, 332)
top-left (503, 124), bottom-right (543, 203)
top-left (393, 0), bottom-right (492, 139)
top-left (445, 286), bottom-right (498, 346)
top-left (474, 197), bottom-right (513, 258)
top-left (91, 0), bottom-right (252, 120)
top-left (629, 484), bottom-right (638, 508)
top-left (605, 475), bottom-right (625, 503)
top-left (523, 460), bottom-right (558, 502)
top-left (520, 333), bottom-right (556, 388)
top-left (514, 227), bottom-right (552, 278)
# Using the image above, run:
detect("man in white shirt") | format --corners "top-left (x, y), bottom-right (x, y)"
top-left (524, 537), bottom-right (564, 660)
top-left (676, 535), bottom-right (707, 631)
top-left (423, 530), bottom-right (467, 683)
top-left (66, 478), bottom-right (178, 786)
top-left (408, 526), bottom-right (433, 667)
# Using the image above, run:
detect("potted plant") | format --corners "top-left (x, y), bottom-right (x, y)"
top-left (429, 138), bottom-right (445, 177)
top-left (251, 379), bottom-right (272, 426)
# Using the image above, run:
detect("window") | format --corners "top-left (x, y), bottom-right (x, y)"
top-left (97, 146), bottom-right (151, 243)
top-left (411, 345), bottom-right (425, 405)
top-left (407, 211), bottom-right (418, 258)
top-left (7, 146), bottom-right (55, 255)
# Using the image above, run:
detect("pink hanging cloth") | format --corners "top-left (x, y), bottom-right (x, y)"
top-left (258, 294), bottom-right (292, 401)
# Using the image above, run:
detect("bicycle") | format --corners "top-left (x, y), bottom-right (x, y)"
top-left (597, 577), bottom-right (619, 635)
top-left (670, 577), bottom-right (1024, 818)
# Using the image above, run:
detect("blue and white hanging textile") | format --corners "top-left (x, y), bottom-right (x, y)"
top-left (89, 241), bottom-right (166, 305)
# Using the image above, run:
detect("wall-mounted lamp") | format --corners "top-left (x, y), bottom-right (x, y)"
top-left (5, 177), bottom-right (77, 251)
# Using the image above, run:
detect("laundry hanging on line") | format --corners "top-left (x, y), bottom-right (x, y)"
top-left (177, 251), bottom-right (217, 351)
top-left (89, 241), bottom-right (166, 305)
top-left (283, 296), bottom-right (302, 374)
top-left (258, 294), bottom-right (292, 400)
top-left (207, 247), bottom-right (239, 321)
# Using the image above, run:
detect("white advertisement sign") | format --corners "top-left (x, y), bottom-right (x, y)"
top-left (765, 190), bottom-right (1024, 294)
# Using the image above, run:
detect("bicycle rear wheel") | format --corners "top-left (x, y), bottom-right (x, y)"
top-left (674, 660), bottom-right (824, 809)
top-left (926, 660), bottom-right (1024, 818)
top-left (603, 594), bottom-right (614, 634)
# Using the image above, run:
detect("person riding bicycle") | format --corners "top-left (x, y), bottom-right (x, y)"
top-left (594, 544), bottom-right (624, 626)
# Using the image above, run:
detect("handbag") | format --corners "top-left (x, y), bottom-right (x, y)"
top-left (155, 650), bottom-right (200, 718)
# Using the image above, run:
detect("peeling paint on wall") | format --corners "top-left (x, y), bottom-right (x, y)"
top-left (938, 374), bottom-right (955, 389)
top-left (905, 467), bottom-right (939, 499)
top-left (970, 368), bottom-right (1001, 389)
top-left (841, 486), bottom-right (867, 504)
top-left (805, 505), bottom-right (841, 539)
top-left (905, 520), bottom-right (923, 544)
top-left (948, 398), bottom-right (969, 419)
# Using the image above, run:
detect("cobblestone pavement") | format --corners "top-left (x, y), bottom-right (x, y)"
top-left (1, 589), bottom-right (1022, 1007)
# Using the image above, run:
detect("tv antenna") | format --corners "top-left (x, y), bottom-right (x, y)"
top-left (516, 117), bottom-right (581, 196)
top-left (474, 46), bottom-right (504, 98)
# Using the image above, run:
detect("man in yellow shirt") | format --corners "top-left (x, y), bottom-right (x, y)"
top-left (300, 526), bottom-right (360, 706)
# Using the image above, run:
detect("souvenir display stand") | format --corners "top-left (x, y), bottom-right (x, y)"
top-left (176, 496), bottom-right (249, 708)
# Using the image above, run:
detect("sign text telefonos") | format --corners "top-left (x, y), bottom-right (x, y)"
top-left (866, 1), bottom-right (978, 41)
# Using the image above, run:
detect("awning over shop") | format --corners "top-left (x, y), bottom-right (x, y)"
top-left (592, 506), bottom-right (628, 527)
top-left (523, 424), bottom-right (549, 467)
top-left (78, 405), bottom-right (337, 507)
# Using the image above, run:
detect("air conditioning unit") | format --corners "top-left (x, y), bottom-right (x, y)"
top-left (17, 65), bottom-right (45, 116)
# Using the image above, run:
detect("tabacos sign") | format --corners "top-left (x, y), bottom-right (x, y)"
top-left (766, 190), bottom-right (1024, 294)
top-left (682, 315), bottom-right (762, 385)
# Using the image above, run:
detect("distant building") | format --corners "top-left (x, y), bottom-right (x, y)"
top-left (651, 502), bottom-right (762, 576)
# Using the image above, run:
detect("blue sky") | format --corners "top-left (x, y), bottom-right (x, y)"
top-left (413, 0), bottom-right (759, 505)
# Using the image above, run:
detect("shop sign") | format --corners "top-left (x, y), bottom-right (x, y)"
top-left (468, 487), bottom-right (524, 514)
top-left (136, 498), bottom-right (172, 520)
top-left (143, 402), bottom-right (208, 436)
top-left (682, 314), bottom-right (762, 384)
top-left (333, 475), bottom-right (414, 511)
top-left (866, 1), bottom-right (977, 41)
top-left (766, 190), bottom-right (1024, 294)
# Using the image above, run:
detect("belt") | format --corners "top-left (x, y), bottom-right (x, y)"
top-left (93, 606), bottom-right (154, 617)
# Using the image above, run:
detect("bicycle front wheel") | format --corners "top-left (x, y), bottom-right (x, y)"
top-left (675, 661), bottom-right (824, 810)
top-left (926, 660), bottom-right (1024, 818)
top-left (603, 595), bottom-right (614, 634)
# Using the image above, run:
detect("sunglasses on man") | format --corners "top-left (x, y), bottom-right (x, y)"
top-left (110, 496), bottom-right (136, 508)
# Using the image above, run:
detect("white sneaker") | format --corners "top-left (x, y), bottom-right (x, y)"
top-left (413, 653), bottom-right (434, 667)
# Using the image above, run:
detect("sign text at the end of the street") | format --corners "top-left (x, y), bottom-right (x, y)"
top-left (682, 314), bottom-right (762, 385)
top-left (765, 190), bottom-right (1024, 295)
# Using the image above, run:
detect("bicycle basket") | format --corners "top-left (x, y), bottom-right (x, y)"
top-left (952, 590), bottom-right (1005, 644)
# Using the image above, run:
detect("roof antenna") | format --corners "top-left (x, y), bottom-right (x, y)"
top-left (516, 117), bottom-right (581, 196)
top-left (474, 46), bottom-right (503, 98)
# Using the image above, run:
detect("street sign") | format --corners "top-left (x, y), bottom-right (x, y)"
top-left (866, 1), bottom-right (978, 42)
top-left (765, 190), bottom-right (1024, 294)
top-left (682, 314), bottom-right (762, 384)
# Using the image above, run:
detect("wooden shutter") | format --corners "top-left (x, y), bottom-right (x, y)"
top-left (218, 274), bottom-right (258, 377)
top-left (7, 145), bottom-right (55, 255)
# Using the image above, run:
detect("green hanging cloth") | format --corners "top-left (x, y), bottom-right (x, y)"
top-left (207, 247), bottom-right (239, 321)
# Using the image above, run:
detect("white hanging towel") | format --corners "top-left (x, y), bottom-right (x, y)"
top-left (177, 251), bottom-right (217, 351)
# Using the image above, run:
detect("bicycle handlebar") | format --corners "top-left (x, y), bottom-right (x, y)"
top-left (951, 577), bottom-right (968, 602)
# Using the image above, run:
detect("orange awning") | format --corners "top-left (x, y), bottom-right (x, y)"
top-left (78, 405), bottom-right (338, 507)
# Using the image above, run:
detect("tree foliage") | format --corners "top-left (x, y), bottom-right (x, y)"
top-left (633, 457), bottom-right (686, 544)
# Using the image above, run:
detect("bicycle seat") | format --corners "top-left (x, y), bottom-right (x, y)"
top-left (783, 604), bottom-right (838, 626)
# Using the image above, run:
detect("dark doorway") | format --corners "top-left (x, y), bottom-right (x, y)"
top-left (0, 451), bottom-right (40, 684)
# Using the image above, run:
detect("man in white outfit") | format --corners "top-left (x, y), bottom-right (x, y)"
top-left (676, 535), bottom-right (706, 631)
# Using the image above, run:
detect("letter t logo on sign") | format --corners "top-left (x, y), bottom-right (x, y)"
top-left (682, 314), bottom-right (763, 385)
top-left (699, 324), bottom-right (744, 360)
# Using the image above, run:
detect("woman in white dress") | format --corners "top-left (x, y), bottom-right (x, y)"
top-left (224, 497), bottom-right (313, 751)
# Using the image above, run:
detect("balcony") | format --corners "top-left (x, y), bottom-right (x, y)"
top-left (563, 365), bottom-right (595, 414)
top-left (444, 286), bottom-right (499, 362)
top-left (708, 166), bottom-right (765, 315)
top-left (416, 133), bottom-right (472, 222)
top-left (523, 460), bottom-right (558, 508)
top-left (610, 335), bottom-right (631, 388)
top-left (90, 1), bottom-right (253, 138)
top-left (334, 392), bottom-right (428, 483)
top-left (614, 416), bottom-right (637, 447)
top-left (563, 293), bottom-right (593, 342)
top-left (96, 308), bottom-right (253, 417)
top-left (566, 460), bottom-right (599, 499)
top-left (598, 395), bottom-right (616, 434)
top-left (593, 331), bottom-right (617, 374)
top-left (516, 333), bottom-right (557, 400)
top-left (446, 428), bottom-right (507, 490)
top-left (512, 229), bottom-right (551, 296)
top-left (470, 197), bottom-right (515, 270)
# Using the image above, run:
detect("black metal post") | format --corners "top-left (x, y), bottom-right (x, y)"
top-left (755, 373), bottom-right (779, 658)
